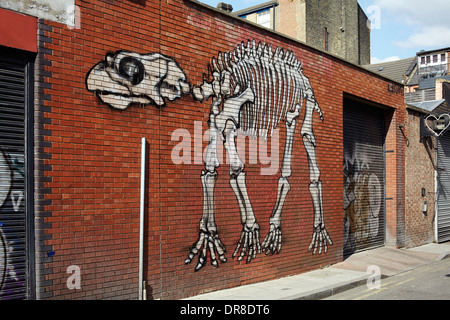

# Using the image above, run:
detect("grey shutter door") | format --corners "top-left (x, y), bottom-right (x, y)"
top-left (437, 132), bottom-right (450, 243)
top-left (343, 100), bottom-right (386, 256)
top-left (0, 48), bottom-right (29, 300)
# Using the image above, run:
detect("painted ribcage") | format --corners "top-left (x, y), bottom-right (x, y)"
top-left (211, 40), bottom-right (311, 138)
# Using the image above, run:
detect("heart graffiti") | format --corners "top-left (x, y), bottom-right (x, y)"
top-left (425, 114), bottom-right (450, 137)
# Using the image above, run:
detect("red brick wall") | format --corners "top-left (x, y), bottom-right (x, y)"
top-left (385, 105), bottom-right (408, 248)
top-left (35, 0), bottom-right (406, 299)
top-left (404, 109), bottom-right (436, 247)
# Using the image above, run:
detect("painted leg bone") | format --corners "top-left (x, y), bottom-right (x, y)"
top-left (184, 170), bottom-right (227, 271)
top-left (186, 87), bottom-right (257, 270)
top-left (302, 97), bottom-right (332, 254)
top-left (262, 104), bottom-right (301, 254)
top-left (214, 88), bottom-right (261, 263)
top-left (185, 110), bottom-right (227, 271)
top-left (222, 110), bottom-right (261, 264)
top-left (230, 172), bottom-right (261, 263)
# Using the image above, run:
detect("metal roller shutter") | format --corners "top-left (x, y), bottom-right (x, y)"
top-left (437, 132), bottom-right (450, 243)
top-left (0, 48), bottom-right (30, 300)
top-left (343, 99), bottom-right (386, 256)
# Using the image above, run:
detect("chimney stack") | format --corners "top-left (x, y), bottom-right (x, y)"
top-left (217, 2), bottom-right (233, 13)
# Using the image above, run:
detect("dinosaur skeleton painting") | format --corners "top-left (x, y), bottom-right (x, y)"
top-left (86, 40), bottom-right (332, 272)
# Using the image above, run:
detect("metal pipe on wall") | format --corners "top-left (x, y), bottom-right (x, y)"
top-left (139, 137), bottom-right (146, 300)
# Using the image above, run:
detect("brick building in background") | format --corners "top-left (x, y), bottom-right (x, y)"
top-left (234, 0), bottom-right (371, 65)
top-left (366, 48), bottom-right (450, 248)
top-left (0, 0), bottom-right (433, 300)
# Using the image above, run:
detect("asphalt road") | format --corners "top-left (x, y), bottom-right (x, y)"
top-left (323, 258), bottom-right (450, 300)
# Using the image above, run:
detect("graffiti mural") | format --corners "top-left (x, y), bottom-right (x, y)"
top-left (0, 227), bottom-right (5, 293)
top-left (0, 149), bottom-right (25, 299)
top-left (425, 113), bottom-right (450, 137)
top-left (0, 149), bottom-right (12, 295)
top-left (343, 149), bottom-right (382, 254)
top-left (86, 40), bottom-right (332, 272)
top-left (186, 40), bottom-right (331, 270)
top-left (86, 50), bottom-right (190, 109)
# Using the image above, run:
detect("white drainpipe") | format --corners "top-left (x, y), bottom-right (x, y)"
top-left (139, 137), bottom-right (146, 300)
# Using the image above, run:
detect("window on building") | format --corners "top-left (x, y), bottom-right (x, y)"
top-left (442, 53), bottom-right (447, 62)
top-left (433, 55), bottom-right (438, 63)
top-left (421, 56), bottom-right (426, 65)
top-left (257, 10), bottom-right (271, 29)
top-left (324, 27), bottom-right (329, 51)
top-left (426, 56), bottom-right (431, 64)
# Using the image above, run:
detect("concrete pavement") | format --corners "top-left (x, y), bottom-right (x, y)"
top-left (184, 242), bottom-right (450, 300)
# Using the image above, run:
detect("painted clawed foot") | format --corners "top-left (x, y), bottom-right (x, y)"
top-left (232, 223), bottom-right (261, 264)
top-left (185, 229), bottom-right (227, 272)
top-left (308, 224), bottom-right (333, 255)
top-left (262, 223), bottom-right (282, 255)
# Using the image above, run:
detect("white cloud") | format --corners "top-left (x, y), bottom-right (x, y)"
top-left (374, 0), bottom-right (450, 27)
top-left (373, 0), bottom-right (450, 49)
top-left (394, 26), bottom-right (450, 49)
top-left (371, 56), bottom-right (401, 64)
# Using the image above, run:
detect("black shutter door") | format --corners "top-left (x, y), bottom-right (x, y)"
top-left (0, 48), bottom-right (30, 300)
top-left (343, 100), bottom-right (386, 256)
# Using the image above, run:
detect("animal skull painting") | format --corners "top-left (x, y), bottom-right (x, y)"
top-left (86, 41), bottom-right (332, 272)
top-left (86, 50), bottom-right (190, 109)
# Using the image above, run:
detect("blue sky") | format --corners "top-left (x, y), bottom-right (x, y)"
top-left (198, 0), bottom-right (450, 64)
